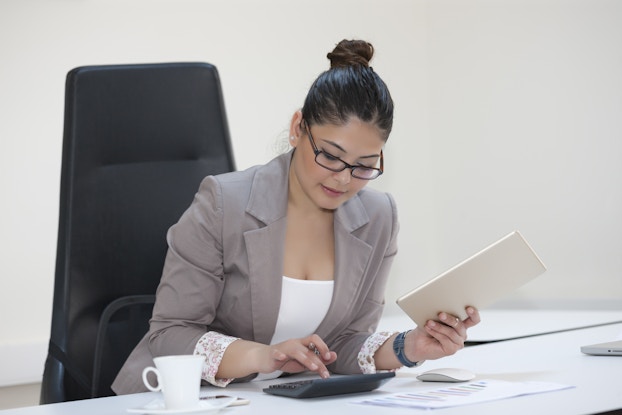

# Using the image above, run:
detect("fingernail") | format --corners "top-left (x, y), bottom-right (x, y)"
top-left (310, 363), bottom-right (318, 370)
top-left (428, 321), bottom-right (436, 328)
top-left (322, 371), bottom-right (329, 379)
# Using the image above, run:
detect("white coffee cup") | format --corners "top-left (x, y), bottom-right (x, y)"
top-left (142, 355), bottom-right (204, 410)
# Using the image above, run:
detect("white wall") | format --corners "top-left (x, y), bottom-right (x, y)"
top-left (415, 0), bottom-right (622, 308)
top-left (0, 0), bottom-right (620, 387)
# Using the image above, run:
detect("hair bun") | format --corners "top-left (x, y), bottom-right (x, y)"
top-left (327, 39), bottom-right (374, 69)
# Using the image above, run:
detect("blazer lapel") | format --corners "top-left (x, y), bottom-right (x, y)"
top-left (244, 219), bottom-right (287, 344)
top-left (243, 152), bottom-right (291, 344)
top-left (317, 195), bottom-right (372, 340)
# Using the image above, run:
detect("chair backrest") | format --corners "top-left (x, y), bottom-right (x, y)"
top-left (40, 62), bottom-right (235, 403)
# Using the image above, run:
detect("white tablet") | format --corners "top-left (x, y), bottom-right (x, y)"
top-left (396, 231), bottom-right (546, 327)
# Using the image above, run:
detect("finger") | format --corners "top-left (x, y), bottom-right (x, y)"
top-left (438, 312), bottom-right (467, 338)
top-left (270, 348), bottom-right (304, 374)
top-left (305, 334), bottom-right (333, 361)
top-left (438, 312), bottom-right (460, 327)
top-left (307, 348), bottom-right (338, 365)
top-left (307, 344), bottom-right (337, 365)
top-left (426, 320), bottom-right (466, 350)
top-left (307, 342), bottom-right (321, 357)
top-left (271, 348), bottom-right (288, 361)
top-left (271, 344), bottom-right (317, 368)
top-left (463, 306), bottom-right (481, 328)
top-left (290, 344), bottom-right (331, 377)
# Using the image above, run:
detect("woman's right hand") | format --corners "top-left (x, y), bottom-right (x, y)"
top-left (260, 334), bottom-right (337, 378)
top-left (217, 334), bottom-right (337, 380)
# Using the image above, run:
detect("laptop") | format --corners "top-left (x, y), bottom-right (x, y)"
top-left (396, 230), bottom-right (547, 327)
top-left (581, 340), bottom-right (622, 356)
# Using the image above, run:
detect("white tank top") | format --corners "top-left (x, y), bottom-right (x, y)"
top-left (254, 276), bottom-right (334, 381)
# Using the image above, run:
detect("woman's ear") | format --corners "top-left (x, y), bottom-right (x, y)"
top-left (289, 110), bottom-right (304, 147)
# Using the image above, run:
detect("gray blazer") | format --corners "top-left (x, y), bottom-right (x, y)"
top-left (112, 150), bottom-right (399, 394)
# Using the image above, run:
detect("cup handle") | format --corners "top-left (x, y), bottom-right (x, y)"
top-left (142, 366), bottom-right (161, 392)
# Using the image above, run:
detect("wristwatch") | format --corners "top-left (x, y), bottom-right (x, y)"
top-left (393, 331), bottom-right (424, 367)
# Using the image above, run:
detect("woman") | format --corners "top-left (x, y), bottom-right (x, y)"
top-left (112, 39), bottom-right (480, 394)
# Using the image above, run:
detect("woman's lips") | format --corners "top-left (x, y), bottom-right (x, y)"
top-left (321, 184), bottom-right (345, 198)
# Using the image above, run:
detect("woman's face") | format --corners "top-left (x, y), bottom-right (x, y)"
top-left (289, 112), bottom-right (385, 211)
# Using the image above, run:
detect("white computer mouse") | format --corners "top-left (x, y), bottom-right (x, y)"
top-left (416, 368), bottom-right (476, 383)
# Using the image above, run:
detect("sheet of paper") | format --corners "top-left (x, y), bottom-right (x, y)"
top-left (353, 379), bottom-right (573, 410)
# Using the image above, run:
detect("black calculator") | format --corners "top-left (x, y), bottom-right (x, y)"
top-left (262, 372), bottom-right (395, 398)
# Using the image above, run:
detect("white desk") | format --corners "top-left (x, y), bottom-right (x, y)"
top-left (4, 320), bottom-right (622, 415)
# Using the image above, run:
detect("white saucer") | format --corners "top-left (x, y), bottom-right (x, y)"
top-left (127, 396), bottom-right (236, 414)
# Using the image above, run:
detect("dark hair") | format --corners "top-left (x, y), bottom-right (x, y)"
top-left (301, 39), bottom-right (394, 142)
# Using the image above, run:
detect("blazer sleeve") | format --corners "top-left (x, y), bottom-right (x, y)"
top-left (147, 175), bottom-right (228, 356)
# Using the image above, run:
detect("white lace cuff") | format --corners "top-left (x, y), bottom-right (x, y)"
top-left (357, 331), bottom-right (398, 373)
top-left (194, 331), bottom-right (239, 387)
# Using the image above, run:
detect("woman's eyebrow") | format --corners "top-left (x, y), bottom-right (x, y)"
top-left (322, 139), bottom-right (381, 160)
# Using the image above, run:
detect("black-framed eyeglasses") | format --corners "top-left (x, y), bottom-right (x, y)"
top-left (304, 122), bottom-right (384, 180)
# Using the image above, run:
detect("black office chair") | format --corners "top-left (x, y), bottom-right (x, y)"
top-left (40, 62), bottom-right (236, 403)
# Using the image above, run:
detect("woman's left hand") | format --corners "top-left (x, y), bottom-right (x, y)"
top-left (405, 306), bottom-right (481, 362)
